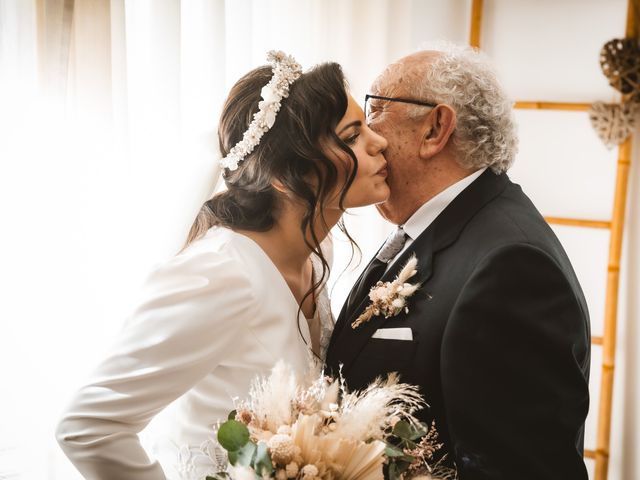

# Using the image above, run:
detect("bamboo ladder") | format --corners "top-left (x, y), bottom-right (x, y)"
top-left (469, 1), bottom-right (636, 479)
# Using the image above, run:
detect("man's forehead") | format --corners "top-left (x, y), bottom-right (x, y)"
top-left (371, 66), bottom-right (408, 96)
top-left (371, 51), bottom-right (439, 95)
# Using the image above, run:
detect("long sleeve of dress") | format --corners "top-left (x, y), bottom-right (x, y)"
top-left (56, 248), bottom-right (256, 480)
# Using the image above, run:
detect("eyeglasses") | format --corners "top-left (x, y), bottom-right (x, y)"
top-left (364, 94), bottom-right (438, 123)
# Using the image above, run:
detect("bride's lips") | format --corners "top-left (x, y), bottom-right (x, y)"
top-left (376, 165), bottom-right (388, 178)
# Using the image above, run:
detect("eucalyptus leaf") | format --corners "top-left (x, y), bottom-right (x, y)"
top-left (385, 444), bottom-right (405, 458)
top-left (392, 420), bottom-right (429, 441)
top-left (392, 420), bottom-right (413, 440)
top-left (392, 460), bottom-right (411, 476)
top-left (205, 474), bottom-right (230, 480)
top-left (399, 454), bottom-right (416, 463)
top-left (253, 441), bottom-right (274, 476)
top-left (401, 438), bottom-right (417, 450)
top-left (217, 420), bottom-right (250, 452)
top-left (409, 421), bottom-right (429, 440)
top-left (388, 462), bottom-right (399, 480)
top-left (234, 441), bottom-right (257, 467)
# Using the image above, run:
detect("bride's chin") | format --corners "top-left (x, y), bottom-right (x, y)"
top-left (360, 192), bottom-right (391, 208)
top-left (340, 183), bottom-right (391, 209)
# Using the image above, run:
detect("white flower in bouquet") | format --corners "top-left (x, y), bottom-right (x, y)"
top-left (267, 434), bottom-right (296, 465)
top-left (285, 461), bottom-right (300, 478)
top-left (228, 465), bottom-right (260, 480)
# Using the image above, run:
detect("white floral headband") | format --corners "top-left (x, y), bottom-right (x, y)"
top-left (219, 50), bottom-right (303, 171)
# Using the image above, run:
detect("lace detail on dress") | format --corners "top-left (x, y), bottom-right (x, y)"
top-left (150, 434), bottom-right (228, 480)
top-left (310, 254), bottom-right (335, 361)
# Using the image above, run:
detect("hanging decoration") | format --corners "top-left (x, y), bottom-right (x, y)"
top-left (589, 101), bottom-right (639, 147)
top-left (599, 38), bottom-right (640, 101)
top-left (589, 37), bottom-right (640, 147)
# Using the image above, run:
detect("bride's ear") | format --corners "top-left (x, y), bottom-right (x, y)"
top-left (418, 104), bottom-right (456, 160)
top-left (271, 180), bottom-right (293, 197)
top-left (271, 180), bottom-right (287, 193)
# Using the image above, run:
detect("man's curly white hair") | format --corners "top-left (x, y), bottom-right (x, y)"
top-left (406, 41), bottom-right (518, 173)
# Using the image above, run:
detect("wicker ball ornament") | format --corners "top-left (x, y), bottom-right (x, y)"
top-left (589, 101), bottom-right (639, 148)
top-left (600, 38), bottom-right (640, 101)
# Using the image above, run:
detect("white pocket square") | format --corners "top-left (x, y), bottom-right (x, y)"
top-left (371, 327), bottom-right (413, 341)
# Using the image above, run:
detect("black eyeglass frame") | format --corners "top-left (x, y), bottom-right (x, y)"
top-left (364, 94), bottom-right (438, 121)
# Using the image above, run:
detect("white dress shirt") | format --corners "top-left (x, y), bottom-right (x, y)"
top-left (387, 167), bottom-right (487, 269)
top-left (56, 226), bottom-right (333, 480)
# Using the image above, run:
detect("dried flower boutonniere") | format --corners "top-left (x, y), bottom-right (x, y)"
top-left (351, 255), bottom-right (421, 329)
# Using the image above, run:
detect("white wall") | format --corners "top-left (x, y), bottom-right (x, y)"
top-left (0, 1), bottom-right (637, 478)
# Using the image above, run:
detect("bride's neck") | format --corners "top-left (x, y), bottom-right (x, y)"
top-left (237, 202), bottom-right (340, 272)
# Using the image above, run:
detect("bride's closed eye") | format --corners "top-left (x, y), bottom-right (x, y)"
top-left (342, 132), bottom-right (360, 145)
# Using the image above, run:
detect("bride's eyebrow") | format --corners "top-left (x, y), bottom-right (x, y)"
top-left (337, 120), bottom-right (361, 135)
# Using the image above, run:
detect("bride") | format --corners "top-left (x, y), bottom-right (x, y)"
top-left (56, 51), bottom-right (389, 479)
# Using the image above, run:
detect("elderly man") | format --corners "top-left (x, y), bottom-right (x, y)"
top-left (326, 44), bottom-right (591, 479)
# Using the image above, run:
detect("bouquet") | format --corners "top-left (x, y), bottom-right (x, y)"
top-left (204, 361), bottom-right (455, 480)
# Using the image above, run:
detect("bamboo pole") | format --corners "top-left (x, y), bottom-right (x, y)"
top-left (469, 0), bottom-right (484, 48)
top-left (514, 101), bottom-right (591, 111)
top-left (544, 217), bottom-right (611, 229)
top-left (627, 0), bottom-right (639, 38)
top-left (592, 2), bottom-right (637, 477)
top-left (594, 135), bottom-right (632, 480)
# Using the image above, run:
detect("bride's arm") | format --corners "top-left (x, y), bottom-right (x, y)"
top-left (56, 248), bottom-right (256, 480)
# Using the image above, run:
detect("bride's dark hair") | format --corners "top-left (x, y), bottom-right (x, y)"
top-left (183, 61), bottom-right (359, 312)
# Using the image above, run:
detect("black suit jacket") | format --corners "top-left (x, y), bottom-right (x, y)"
top-left (326, 170), bottom-right (591, 480)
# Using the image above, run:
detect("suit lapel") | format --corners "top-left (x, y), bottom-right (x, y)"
top-left (327, 228), bottom-right (435, 373)
top-left (329, 241), bottom-right (388, 342)
top-left (327, 170), bottom-right (510, 374)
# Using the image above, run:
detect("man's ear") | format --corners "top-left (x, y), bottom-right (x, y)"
top-left (419, 104), bottom-right (457, 159)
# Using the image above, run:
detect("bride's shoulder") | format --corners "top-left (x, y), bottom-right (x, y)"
top-left (146, 226), bottom-right (256, 291)
top-left (179, 225), bottom-right (246, 257)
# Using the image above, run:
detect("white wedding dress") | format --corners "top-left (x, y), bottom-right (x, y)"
top-left (56, 226), bottom-right (335, 480)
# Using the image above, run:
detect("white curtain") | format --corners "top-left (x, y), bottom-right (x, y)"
top-left (0, 1), bottom-right (638, 479)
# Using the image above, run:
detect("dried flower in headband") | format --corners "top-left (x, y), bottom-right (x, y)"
top-left (219, 50), bottom-right (303, 171)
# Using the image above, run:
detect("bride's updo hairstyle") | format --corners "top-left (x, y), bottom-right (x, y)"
top-left (184, 61), bottom-right (358, 287)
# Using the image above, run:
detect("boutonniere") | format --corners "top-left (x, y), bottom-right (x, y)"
top-left (351, 255), bottom-right (421, 329)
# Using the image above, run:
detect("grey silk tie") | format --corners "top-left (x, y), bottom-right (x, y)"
top-left (376, 226), bottom-right (408, 263)
top-left (345, 227), bottom-right (408, 317)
